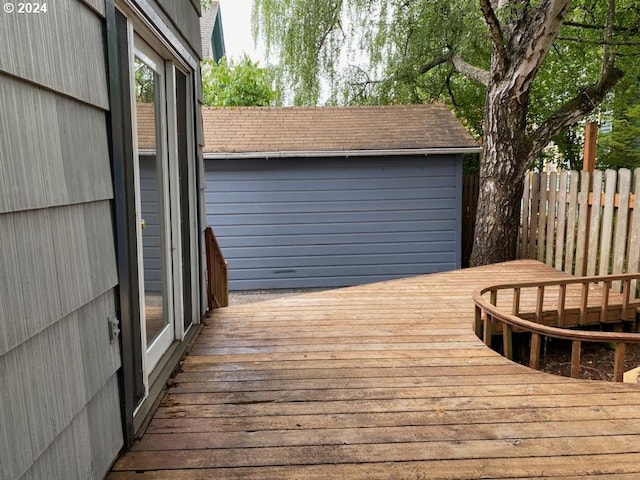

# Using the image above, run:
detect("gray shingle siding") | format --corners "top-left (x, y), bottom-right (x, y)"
top-left (0, 2), bottom-right (121, 478)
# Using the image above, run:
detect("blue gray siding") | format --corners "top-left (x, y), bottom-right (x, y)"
top-left (139, 155), bottom-right (163, 293)
top-left (205, 156), bottom-right (462, 290)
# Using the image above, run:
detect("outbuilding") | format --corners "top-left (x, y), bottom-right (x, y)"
top-left (204, 104), bottom-right (480, 290)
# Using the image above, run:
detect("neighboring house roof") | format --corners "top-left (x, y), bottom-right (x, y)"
top-left (136, 103), bottom-right (156, 151)
top-left (200, 2), bottom-right (225, 62)
top-left (202, 104), bottom-right (480, 159)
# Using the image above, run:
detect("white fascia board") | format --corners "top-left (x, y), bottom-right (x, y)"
top-left (203, 147), bottom-right (481, 160)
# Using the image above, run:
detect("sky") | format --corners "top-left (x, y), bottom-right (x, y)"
top-left (217, 0), bottom-right (267, 64)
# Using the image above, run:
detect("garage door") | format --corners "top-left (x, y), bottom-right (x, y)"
top-left (205, 156), bottom-right (462, 290)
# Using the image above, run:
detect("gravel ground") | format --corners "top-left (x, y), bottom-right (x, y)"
top-left (228, 289), bottom-right (327, 306)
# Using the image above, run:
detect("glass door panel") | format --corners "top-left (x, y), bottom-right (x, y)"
top-left (133, 37), bottom-right (175, 373)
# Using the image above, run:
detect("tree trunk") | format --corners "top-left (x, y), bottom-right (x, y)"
top-left (470, 83), bottom-right (529, 266)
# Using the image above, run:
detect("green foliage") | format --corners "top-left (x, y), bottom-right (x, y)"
top-left (253, 0), bottom-right (640, 163)
top-left (134, 58), bottom-right (155, 103)
top-left (201, 56), bottom-right (280, 107)
top-left (598, 83), bottom-right (640, 169)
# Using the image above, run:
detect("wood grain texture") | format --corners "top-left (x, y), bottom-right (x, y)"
top-left (0, 0), bottom-right (108, 108)
top-left (587, 170), bottom-right (604, 276)
top-left (599, 169), bottom-right (617, 276)
top-left (109, 260), bottom-right (640, 479)
top-left (612, 169), bottom-right (631, 291)
top-left (545, 172), bottom-right (557, 265)
top-left (554, 170), bottom-right (568, 269)
top-left (528, 173), bottom-right (540, 258)
top-left (575, 171), bottom-right (591, 276)
top-left (537, 172), bottom-right (548, 260)
top-left (564, 171), bottom-right (580, 273)
top-left (518, 172), bottom-right (531, 257)
top-left (629, 169), bottom-right (640, 297)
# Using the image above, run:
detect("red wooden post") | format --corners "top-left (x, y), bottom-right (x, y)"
top-left (583, 122), bottom-right (598, 174)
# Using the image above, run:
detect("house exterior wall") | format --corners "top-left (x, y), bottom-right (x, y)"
top-left (0, 1), bottom-right (122, 478)
top-left (205, 155), bottom-right (463, 290)
top-left (1, 0), bottom-right (204, 477)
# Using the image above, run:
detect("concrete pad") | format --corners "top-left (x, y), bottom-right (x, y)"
top-left (623, 365), bottom-right (640, 383)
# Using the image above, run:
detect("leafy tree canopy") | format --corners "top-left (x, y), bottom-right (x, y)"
top-left (254, 0), bottom-right (640, 165)
top-left (201, 56), bottom-right (281, 107)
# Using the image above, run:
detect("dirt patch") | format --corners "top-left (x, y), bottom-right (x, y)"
top-left (507, 332), bottom-right (640, 382)
top-left (533, 338), bottom-right (640, 382)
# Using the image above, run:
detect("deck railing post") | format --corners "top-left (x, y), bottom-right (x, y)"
top-left (483, 310), bottom-right (493, 346)
top-left (512, 287), bottom-right (521, 315)
top-left (502, 323), bottom-right (513, 360)
top-left (557, 284), bottom-right (566, 327)
top-left (474, 273), bottom-right (640, 382)
top-left (536, 286), bottom-right (545, 323)
top-left (474, 306), bottom-right (483, 337)
top-left (600, 280), bottom-right (611, 323)
top-left (622, 278), bottom-right (631, 320)
top-left (530, 333), bottom-right (541, 370)
top-left (571, 340), bottom-right (582, 378)
top-left (614, 342), bottom-right (626, 382)
top-left (579, 282), bottom-right (589, 325)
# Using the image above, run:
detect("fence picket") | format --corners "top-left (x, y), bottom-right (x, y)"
top-left (586, 170), bottom-right (604, 276)
top-left (629, 168), bottom-right (640, 296)
top-left (575, 171), bottom-right (591, 276)
top-left (519, 169), bottom-right (638, 287)
top-left (564, 171), bottom-right (580, 274)
top-left (519, 172), bottom-right (531, 258)
top-left (528, 173), bottom-right (540, 258)
top-left (546, 172), bottom-right (558, 266)
top-left (599, 169), bottom-right (617, 276)
top-left (555, 171), bottom-right (568, 270)
top-left (537, 172), bottom-right (548, 261)
top-left (612, 169), bottom-right (631, 291)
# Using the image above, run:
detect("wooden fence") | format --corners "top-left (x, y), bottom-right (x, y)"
top-left (519, 168), bottom-right (640, 293)
top-left (462, 174), bottom-right (480, 267)
top-left (205, 226), bottom-right (229, 309)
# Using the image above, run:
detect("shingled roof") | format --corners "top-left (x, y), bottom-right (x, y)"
top-left (136, 103), bottom-right (156, 151)
top-left (202, 103), bottom-right (479, 158)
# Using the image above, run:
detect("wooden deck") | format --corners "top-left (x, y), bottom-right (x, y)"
top-left (108, 260), bottom-right (640, 479)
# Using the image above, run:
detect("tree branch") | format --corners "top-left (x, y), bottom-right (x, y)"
top-left (452, 56), bottom-right (490, 86)
top-left (479, 0), bottom-right (507, 71)
top-left (601, 0), bottom-right (616, 78)
top-left (418, 52), bottom-right (453, 75)
top-left (563, 21), bottom-right (638, 33)
top-left (505, 0), bottom-right (572, 97)
top-left (529, 65), bottom-right (624, 164)
top-left (556, 36), bottom-right (640, 46)
top-left (418, 51), bottom-right (490, 87)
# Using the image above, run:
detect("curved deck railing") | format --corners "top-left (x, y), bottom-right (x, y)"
top-left (473, 273), bottom-right (640, 381)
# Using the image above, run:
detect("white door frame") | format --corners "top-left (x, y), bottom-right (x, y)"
top-left (129, 31), bottom-right (181, 386)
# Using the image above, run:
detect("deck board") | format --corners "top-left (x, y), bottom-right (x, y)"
top-left (108, 260), bottom-right (640, 479)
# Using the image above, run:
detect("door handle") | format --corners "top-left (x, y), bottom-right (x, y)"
top-left (141, 219), bottom-right (147, 230)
